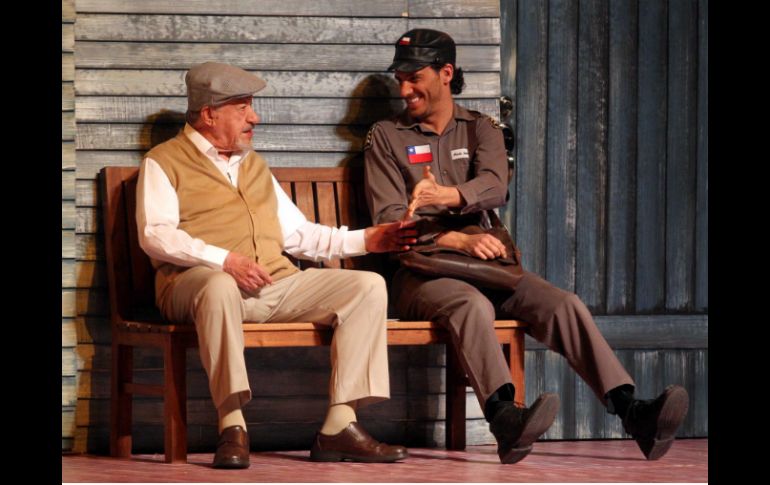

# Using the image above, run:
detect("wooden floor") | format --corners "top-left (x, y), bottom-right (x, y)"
top-left (62, 438), bottom-right (707, 483)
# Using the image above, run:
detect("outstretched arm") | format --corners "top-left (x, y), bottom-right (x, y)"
top-left (364, 220), bottom-right (418, 252)
top-left (275, 175), bottom-right (416, 261)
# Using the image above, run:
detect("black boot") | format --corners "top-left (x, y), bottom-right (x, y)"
top-left (489, 393), bottom-right (560, 464)
top-left (622, 385), bottom-right (689, 460)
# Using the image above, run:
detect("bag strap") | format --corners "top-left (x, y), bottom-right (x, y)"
top-left (466, 114), bottom-right (505, 229)
top-left (487, 208), bottom-right (504, 228)
top-left (467, 116), bottom-right (478, 163)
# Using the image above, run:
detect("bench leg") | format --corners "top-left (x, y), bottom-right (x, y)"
top-left (163, 338), bottom-right (188, 463)
top-left (503, 331), bottom-right (526, 407)
top-left (445, 345), bottom-right (466, 450)
top-left (110, 342), bottom-right (133, 458)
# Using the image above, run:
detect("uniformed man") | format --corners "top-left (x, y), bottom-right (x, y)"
top-left (364, 29), bottom-right (690, 464)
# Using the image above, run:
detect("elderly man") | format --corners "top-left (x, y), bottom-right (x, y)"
top-left (364, 29), bottom-right (689, 464)
top-left (137, 62), bottom-right (414, 468)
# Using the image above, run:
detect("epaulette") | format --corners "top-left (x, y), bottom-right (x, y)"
top-left (486, 115), bottom-right (502, 130)
top-left (363, 125), bottom-right (376, 151)
top-left (467, 109), bottom-right (501, 130)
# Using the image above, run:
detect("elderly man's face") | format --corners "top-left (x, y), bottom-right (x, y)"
top-left (207, 96), bottom-right (260, 153)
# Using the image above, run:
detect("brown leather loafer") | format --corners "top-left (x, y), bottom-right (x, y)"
top-left (212, 425), bottom-right (250, 469)
top-left (310, 422), bottom-right (408, 462)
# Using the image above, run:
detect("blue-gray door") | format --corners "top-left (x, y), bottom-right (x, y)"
top-left (498, 0), bottom-right (707, 439)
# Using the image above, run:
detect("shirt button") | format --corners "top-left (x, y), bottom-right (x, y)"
top-left (442, 170), bottom-right (448, 175)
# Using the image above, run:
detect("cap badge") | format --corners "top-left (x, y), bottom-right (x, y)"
top-left (399, 37), bottom-right (411, 45)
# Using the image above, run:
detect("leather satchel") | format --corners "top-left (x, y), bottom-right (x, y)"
top-left (398, 210), bottom-right (524, 290)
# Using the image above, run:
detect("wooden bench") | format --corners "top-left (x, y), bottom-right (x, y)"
top-left (100, 165), bottom-right (527, 463)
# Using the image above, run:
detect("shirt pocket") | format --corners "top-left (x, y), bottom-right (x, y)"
top-left (399, 161), bottom-right (435, 190)
top-left (451, 157), bottom-right (473, 182)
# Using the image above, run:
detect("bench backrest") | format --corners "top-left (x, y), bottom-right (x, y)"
top-left (100, 165), bottom-right (382, 324)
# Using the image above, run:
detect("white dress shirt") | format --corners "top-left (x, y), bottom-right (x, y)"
top-left (136, 124), bottom-right (367, 270)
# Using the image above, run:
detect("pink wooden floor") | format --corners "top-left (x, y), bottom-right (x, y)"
top-left (62, 438), bottom-right (708, 483)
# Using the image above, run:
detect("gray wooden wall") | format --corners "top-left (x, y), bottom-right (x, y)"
top-left (61, 0), bottom-right (708, 453)
top-left (499, 0), bottom-right (708, 440)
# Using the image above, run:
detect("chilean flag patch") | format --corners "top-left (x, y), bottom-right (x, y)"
top-left (407, 144), bottom-right (433, 164)
top-left (399, 36), bottom-right (411, 45)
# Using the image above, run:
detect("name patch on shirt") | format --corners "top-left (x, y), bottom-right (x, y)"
top-left (451, 148), bottom-right (470, 160)
top-left (406, 144), bottom-right (433, 164)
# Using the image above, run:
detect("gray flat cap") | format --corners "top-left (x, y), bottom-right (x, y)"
top-left (185, 62), bottom-right (267, 112)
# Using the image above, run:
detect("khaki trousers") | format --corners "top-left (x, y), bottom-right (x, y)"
top-left (157, 267), bottom-right (390, 410)
top-left (392, 268), bottom-right (635, 409)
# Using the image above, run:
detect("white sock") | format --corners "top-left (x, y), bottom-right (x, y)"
top-left (320, 402), bottom-right (357, 435)
top-left (217, 393), bottom-right (246, 433)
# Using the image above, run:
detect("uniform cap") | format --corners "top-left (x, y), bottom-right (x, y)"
top-left (388, 29), bottom-right (456, 72)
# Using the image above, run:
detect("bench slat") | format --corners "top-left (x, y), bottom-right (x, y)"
top-left (121, 320), bottom-right (527, 333)
top-left (272, 167), bottom-right (360, 183)
top-left (120, 320), bottom-right (525, 334)
top-left (294, 181), bottom-right (316, 222)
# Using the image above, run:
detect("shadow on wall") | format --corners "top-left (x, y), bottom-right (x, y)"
top-left (144, 110), bottom-right (186, 150)
top-left (336, 74), bottom-right (403, 168)
top-left (334, 72), bottom-right (404, 302)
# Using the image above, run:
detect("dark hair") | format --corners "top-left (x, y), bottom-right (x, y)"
top-left (430, 64), bottom-right (465, 95)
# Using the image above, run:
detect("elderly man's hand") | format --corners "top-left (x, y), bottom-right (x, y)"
top-left (222, 252), bottom-right (273, 292)
top-left (404, 166), bottom-right (462, 220)
top-left (364, 220), bottom-right (418, 253)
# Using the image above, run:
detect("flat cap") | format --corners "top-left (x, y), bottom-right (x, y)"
top-left (388, 29), bottom-right (456, 72)
top-left (185, 62), bottom-right (267, 112)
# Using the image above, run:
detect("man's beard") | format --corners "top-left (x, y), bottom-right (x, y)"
top-left (235, 138), bottom-right (253, 151)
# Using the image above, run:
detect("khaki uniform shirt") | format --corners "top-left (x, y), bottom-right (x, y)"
top-left (364, 103), bottom-right (509, 240)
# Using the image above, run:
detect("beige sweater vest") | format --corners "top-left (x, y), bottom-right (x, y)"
top-left (146, 132), bottom-right (298, 298)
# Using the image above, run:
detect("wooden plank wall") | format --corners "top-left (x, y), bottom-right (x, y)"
top-left (500, 0), bottom-right (708, 440)
top-left (65, 0), bottom-right (505, 453)
top-left (62, 0), bottom-right (77, 454)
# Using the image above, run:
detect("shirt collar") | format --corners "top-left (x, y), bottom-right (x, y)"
top-left (183, 123), bottom-right (249, 164)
